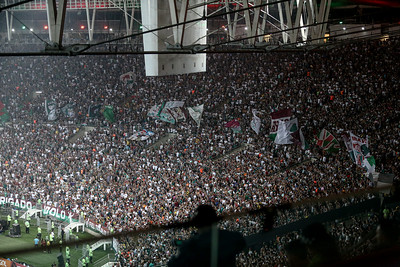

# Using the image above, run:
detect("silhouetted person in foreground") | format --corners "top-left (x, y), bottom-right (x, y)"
top-left (168, 204), bottom-right (246, 267)
top-left (284, 239), bottom-right (309, 267)
top-left (339, 219), bottom-right (400, 266)
top-left (301, 223), bottom-right (341, 267)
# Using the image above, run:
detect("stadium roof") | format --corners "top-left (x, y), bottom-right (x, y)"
top-left (0, 0), bottom-right (399, 56)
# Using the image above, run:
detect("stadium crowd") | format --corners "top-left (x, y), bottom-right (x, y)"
top-left (0, 35), bottom-right (399, 266)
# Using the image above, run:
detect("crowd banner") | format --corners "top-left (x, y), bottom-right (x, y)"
top-left (0, 196), bottom-right (79, 223)
top-left (85, 218), bottom-right (109, 235)
top-left (0, 195), bottom-right (111, 236)
top-left (45, 99), bottom-right (57, 121)
top-left (274, 118), bottom-right (298, 145)
top-left (42, 204), bottom-right (75, 222)
top-left (269, 109), bottom-right (292, 141)
top-left (349, 133), bottom-right (376, 173)
top-left (0, 196), bottom-right (34, 210)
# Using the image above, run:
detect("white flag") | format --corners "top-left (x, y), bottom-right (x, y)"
top-left (188, 104), bottom-right (204, 127)
top-left (274, 118), bottom-right (298, 145)
top-left (120, 71), bottom-right (136, 84)
top-left (250, 110), bottom-right (261, 135)
top-left (349, 132), bottom-right (368, 167)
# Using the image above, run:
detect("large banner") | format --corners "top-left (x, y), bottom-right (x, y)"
top-left (85, 218), bottom-right (109, 235)
top-left (147, 101), bottom-right (185, 124)
top-left (0, 196), bottom-right (34, 209)
top-left (269, 109), bottom-right (292, 140)
top-left (45, 99), bottom-right (57, 121)
top-left (349, 133), bottom-right (375, 173)
top-left (274, 118), bottom-right (298, 145)
top-left (0, 196), bottom-right (77, 222)
top-left (350, 133), bottom-right (368, 167)
top-left (61, 103), bottom-right (75, 118)
top-left (42, 204), bottom-right (76, 222)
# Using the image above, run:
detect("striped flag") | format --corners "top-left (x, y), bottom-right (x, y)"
top-left (315, 129), bottom-right (340, 153)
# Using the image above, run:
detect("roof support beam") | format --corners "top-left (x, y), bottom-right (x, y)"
top-left (46, 0), bottom-right (67, 46)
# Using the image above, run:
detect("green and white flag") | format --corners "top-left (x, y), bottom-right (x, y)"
top-left (148, 101), bottom-right (185, 124)
top-left (61, 103), bottom-right (75, 118)
top-left (350, 133), bottom-right (375, 173)
top-left (188, 104), bottom-right (204, 127)
top-left (315, 129), bottom-right (340, 153)
top-left (147, 104), bottom-right (163, 118)
top-left (102, 105), bottom-right (115, 123)
top-left (269, 109), bottom-right (292, 141)
top-left (120, 71), bottom-right (136, 85)
top-left (0, 101), bottom-right (10, 124)
top-left (158, 109), bottom-right (176, 124)
top-left (45, 99), bottom-right (57, 121)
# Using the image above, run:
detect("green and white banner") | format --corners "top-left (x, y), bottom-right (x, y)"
top-left (269, 109), bottom-right (292, 140)
top-left (61, 103), bottom-right (75, 118)
top-left (45, 99), bottom-right (57, 121)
